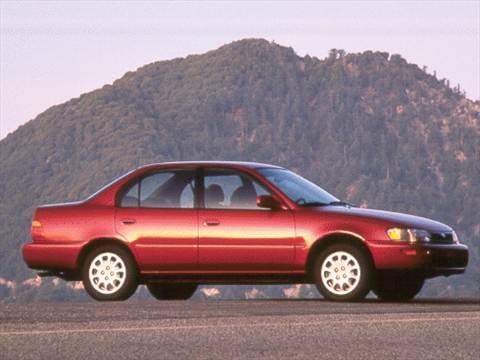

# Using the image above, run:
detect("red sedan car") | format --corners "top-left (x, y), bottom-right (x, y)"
top-left (23, 161), bottom-right (468, 301)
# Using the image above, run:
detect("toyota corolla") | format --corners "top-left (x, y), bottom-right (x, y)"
top-left (22, 161), bottom-right (468, 301)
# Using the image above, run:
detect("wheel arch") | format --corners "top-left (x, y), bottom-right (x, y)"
top-left (76, 238), bottom-right (138, 271)
top-left (305, 232), bottom-right (374, 281)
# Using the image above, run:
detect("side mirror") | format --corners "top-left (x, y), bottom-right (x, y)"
top-left (256, 195), bottom-right (281, 210)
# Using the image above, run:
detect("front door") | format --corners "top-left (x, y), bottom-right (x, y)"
top-left (115, 169), bottom-right (198, 272)
top-left (198, 168), bottom-right (295, 272)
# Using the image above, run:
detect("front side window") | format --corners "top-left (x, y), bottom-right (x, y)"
top-left (258, 168), bottom-right (338, 206)
top-left (203, 169), bottom-right (270, 210)
top-left (120, 170), bottom-right (196, 208)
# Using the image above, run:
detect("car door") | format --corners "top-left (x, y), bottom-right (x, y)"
top-left (198, 168), bottom-right (296, 271)
top-left (115, 168), bottom-right (198, 272)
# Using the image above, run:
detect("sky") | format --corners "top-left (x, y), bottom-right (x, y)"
top-left (1, 0), bottom-right (479, 139)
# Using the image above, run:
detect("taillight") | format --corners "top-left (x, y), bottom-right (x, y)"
top-left (31, 219), bottom-right (43, 241)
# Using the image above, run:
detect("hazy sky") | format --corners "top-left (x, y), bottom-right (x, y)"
top-left (1, 1), bottom-right (479, 139)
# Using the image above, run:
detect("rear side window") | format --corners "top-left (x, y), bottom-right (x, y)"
top-left (140, 173), bottom-right (175, 207)
top-left (120, 182), bottom-right (139, 207)
top-left (119, 170), bottom-right (196, 208)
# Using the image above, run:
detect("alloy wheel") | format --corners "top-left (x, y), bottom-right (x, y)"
top-left (88, 252), bottom-right (127, 295)
top-left (320, 250), bottom-right (361, 296)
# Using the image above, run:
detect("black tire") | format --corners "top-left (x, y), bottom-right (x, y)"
top-left (146, 283), bottom-right (198, 300)
top-left (313, 243), bottom-right (373, 301)
top-left (82, 245), bottom-right (138, 301)
top-left (374, 271), bottom-right (424, 301)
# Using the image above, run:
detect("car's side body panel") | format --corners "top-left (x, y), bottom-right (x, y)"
top-left (24, 204), bottom-right (119, 271)
top-left (32, 204), bottom-right (115, 243)
top-left (115, 207), bottom-right (198, 271)
top-left (198, 208), bottom-right (296, 271)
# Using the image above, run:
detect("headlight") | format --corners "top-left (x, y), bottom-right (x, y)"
top-left (387, 228), bottom-right (431, 243)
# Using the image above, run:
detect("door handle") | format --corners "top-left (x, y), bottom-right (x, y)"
top-left (203, 219), bottom-right (220, 226)
top-left (120, 218), bottom-right (136, 225)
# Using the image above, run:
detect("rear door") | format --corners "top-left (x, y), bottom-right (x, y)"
top-left (198, 168), bottom-right (296, 271)
top-left (115, 168), bottom-right (198, 272)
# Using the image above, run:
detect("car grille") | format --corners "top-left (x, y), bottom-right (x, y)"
top-left (430, 232), bottom-right (454, 244)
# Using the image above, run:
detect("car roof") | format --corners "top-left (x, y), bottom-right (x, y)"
top-left (136, 161), bottom-right (285, 171)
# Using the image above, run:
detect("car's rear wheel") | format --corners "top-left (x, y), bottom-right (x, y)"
top-left (82, 245), bottom-right (138, 301)
top-left (146, 283), bottom-right (198, 300)
top-left (374, 271), bottom-right (424, 301)
top-left (313, 244), bottom-right (373, 301)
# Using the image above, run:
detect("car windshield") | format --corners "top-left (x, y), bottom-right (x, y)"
top-left (258, 168), bottom-right (338, 206)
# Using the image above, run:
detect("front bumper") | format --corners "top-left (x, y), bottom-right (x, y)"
top-left (22, 242), bottom-right (84, 271)
top-left (368, 241), bottom-right (468, 276)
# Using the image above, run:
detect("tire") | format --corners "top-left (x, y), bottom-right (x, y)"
top-left (146, 283), bottom-right (198, 300)
top-left (374, 271), bottom-right (424, 301)
top-left (313, 244), bottom-right (373, 301)
top-left (82, 245), bottom-right (138, 301)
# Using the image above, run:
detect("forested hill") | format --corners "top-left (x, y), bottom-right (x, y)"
top-left (1, 39), bottom-right (479, 301)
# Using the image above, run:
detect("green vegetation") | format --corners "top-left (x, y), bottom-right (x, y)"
top-left (0, 39), bottom-right (479, 302)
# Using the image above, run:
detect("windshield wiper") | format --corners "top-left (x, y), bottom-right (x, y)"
top-left (296, 199), bottom-right (354, 207)
top-left (328, 200), bottom-right (354, 207)
top-left (297, 201), bottom-right (329, 207)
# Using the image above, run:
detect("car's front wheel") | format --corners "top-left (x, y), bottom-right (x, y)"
top-left (146, 283), bottom-right (198, 300)
top-left (374, 271), bottom-right (424, 301)
top-left (313, 244), bottom-right (373, 301)
top-left (82, 245), bottom-right (138, 301)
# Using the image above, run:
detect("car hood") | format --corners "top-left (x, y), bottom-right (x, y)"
top-left (318, 206), bottom-right (452, 233)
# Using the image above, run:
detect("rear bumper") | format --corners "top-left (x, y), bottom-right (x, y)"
top-left (22, 242), bottom-right (84, 271)
top-left (368, 241), bottom-right (468, 276)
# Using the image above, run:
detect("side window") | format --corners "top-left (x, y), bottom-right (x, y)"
top-left (203, 169), bottom-right (270, 210)
top-left (119, 170), bottom-right (196, 208)
top-left (180, 184), bottom-right (195, 208)
top-left (140, 173), bottom-right (175, 207)
top-left (120, 182), bottom-right (139, 207)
